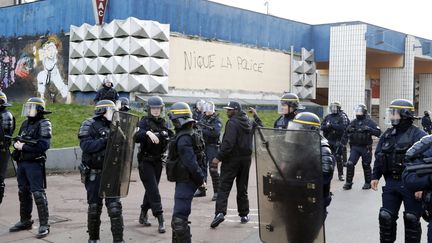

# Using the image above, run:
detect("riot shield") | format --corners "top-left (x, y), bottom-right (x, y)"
top-left (254, 128), bottom-right (325, 243)
top-left (99, 111), bottom-right (139, 198)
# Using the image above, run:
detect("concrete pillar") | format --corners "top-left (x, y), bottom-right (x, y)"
top-left (419, 74), bottom-right (432, 115)
top-left (328, 24), bottom-right (367, 120)
top-left (379, 35), bottom-right (416, 128)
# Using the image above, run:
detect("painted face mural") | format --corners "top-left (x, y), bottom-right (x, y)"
top-left (15, 54), bottom-right (34, 80)
top-left (36, 36), bottom-right (68, 102)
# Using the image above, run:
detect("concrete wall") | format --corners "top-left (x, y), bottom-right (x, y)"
top-left (328, 24), bottom-right (367, 119)
top-left (45, 146), bottom-right (139, 172)
top-left (169, 36), bottom-right (291, 93)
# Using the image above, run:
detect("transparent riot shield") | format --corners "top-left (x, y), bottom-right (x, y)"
top-left (254, 128), bottom-right (325, 243)
top-left (99, 111), bottom-right (139, 198)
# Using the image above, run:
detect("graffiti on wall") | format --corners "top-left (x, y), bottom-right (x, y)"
top-left (0, 34), bottom-right (69, 103)
top-left (0, 49), bottom-right (16, 90)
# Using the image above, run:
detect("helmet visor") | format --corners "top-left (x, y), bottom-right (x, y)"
top-left (22, 103), bottom-right (38, 117)
top-left (330, 104), bottom-right (338, 114)
top-left (385, 108), bottom-right (401, 125)
top-left (203, 102), bottom-right (215, 114)
top-left (149, 106), bottom-right (165, 118)
top-left (196, 100), bottom-right (205, 112)
top-left (287, 121), bottom-right (307, 130)
top-left (354, 106), bottom-right (365, 116)
top-left (104, 106), bottom-right (118, 121)
top-left (278, 102), bottom-right (290, 115)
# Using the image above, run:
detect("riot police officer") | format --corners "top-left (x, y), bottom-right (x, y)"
top-left (0, 92), bottom-right (15, 205)
top-left (274, 92), bottom-right (301, 129)
top-left (134, 96), bottom-right (172, 233)
top-left (9, 97), bottom-right (51, 238)
top-left (194, 101), bottom-right (222, 200)
top-left (371, 99), bottom-right (426, 243)
top-left (166, 102), bottom-right (206, 243)
top-left (422, 111), bottom-right (432, 135)
top-left (287, 112), bottom-right (335, 214)
top-left (78, 100), bottom-right (124, 243)
top-left (192, 99), bottom-right (205, 121)
top-left (118, 97), bottom-right (130, 112)
top-left (321, 101), bottom-right (350, 181)
top-left (402, 135), bottom-right (432, 242)
top-left (94, 76), bottom-right (119, 103)
top-left (343, 104), bottom-right (381, 190)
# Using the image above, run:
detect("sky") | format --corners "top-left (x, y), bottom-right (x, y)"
top-left (209, 0), bottom-right (432, 40)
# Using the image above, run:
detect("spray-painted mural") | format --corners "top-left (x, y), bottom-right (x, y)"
top-left (0, 34), bottom-right (69, 103)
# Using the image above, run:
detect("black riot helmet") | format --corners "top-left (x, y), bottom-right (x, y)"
top-left (0, 91), bottom-right (11, 107)
top-left (94, 100), bottom-right (117, 121)
top-left (385, 99), bottom-right (415, 126)
top-left (287, 112), bottom-right (321, 131)
top-left (117, 97), bottom-right (130, 111)
top-left (147, 96), bottom-right (165, 117)
top-left (280, 93), bottom-right (300, 109)
top-left (22, 97), bottom-right (51, 117)
top-left (425, 110), bottom-right (430, 116)
top-left (168, 102), bottom-right (195, 129)
top-left (354, 104), bottom-right (367, 115)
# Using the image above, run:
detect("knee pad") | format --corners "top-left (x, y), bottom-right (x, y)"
top-left (171, 216), bottom-right (190, 238)
top-left (346, 161), bottom-right (354, 168)
top-left (403, 211), bottom-right (420, 227)
top-left (88, 204), bottom-right (102, 216)
top-left (379, 208), bottom-right (394, 225)
top-left (107, 201), bottom-right (122, 218)
top-left (18, 190), bottom-right (32, 203)
top-left (33, 191), bottom-right (47, 205)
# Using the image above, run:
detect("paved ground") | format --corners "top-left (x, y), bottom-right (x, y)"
top-left (0, 160), bottom-right (429, 243)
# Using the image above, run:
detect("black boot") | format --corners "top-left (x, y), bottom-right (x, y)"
top-left (10, 191), bottom-right (33, 232)
top-left (0, 182), bottom-right (4, 205)
top-left (107, 201), bottom-right (124, 243)
top-left (87, 203), bottom-right (102, 242)
top-left (362, 163), bottom-right (372, 190)
top-left (343, 161), bottom-right (354, 190)
top-left (171, 216), bottom-right (191, 243)
top-left (33, 191), bottom-right (50, 238)
top-left (404, 211), bottom-right (421, 243)
top-left (139, 207), bottom-right (151, 226)
top-left (157, 214), bottom-right (166, 233)
top-left (193, 186), bottom-right (206, 197)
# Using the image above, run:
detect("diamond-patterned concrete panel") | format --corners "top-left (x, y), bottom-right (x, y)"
top-left (84, 25), bottom-right (101, 40)
top-left (69, 42), bottom-right (84, 59)
top-left (149, 58), bottom-right (169, 76)
top-left (68, 17), bottom-right (170, 93)
top-left (69, 58), bottom-right (85, 75)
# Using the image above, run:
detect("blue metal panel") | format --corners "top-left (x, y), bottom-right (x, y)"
top-left (366, 25), bottom-right (406, 55)
top-left (312, 25), bottom-right (331, 62)
top-left (0, 0), bottom-right (312, 53)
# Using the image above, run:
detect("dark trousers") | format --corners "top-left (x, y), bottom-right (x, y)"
top-left (17, 161), bottom-right (44, 194)
top-left (85, 173), bottom-right (119, 206)
top-left (382, 180), bottom-right (422, 217)
top-left (204, 144), bottom-right (220, 192)
top-left (173, 181), bottom-right (198, 220)
top-left (215, 159), bottom-right (251, 217)
top-left (347, 145), bottom-right (372, 183)
top-left (429, 223), bottom-right (432, 243)
top-left (138, 160), bottom-right (163, 216)
top-left (329, 141), bottom-right (343, 176)
top-left (16, 161), bottom-right (47, 220)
